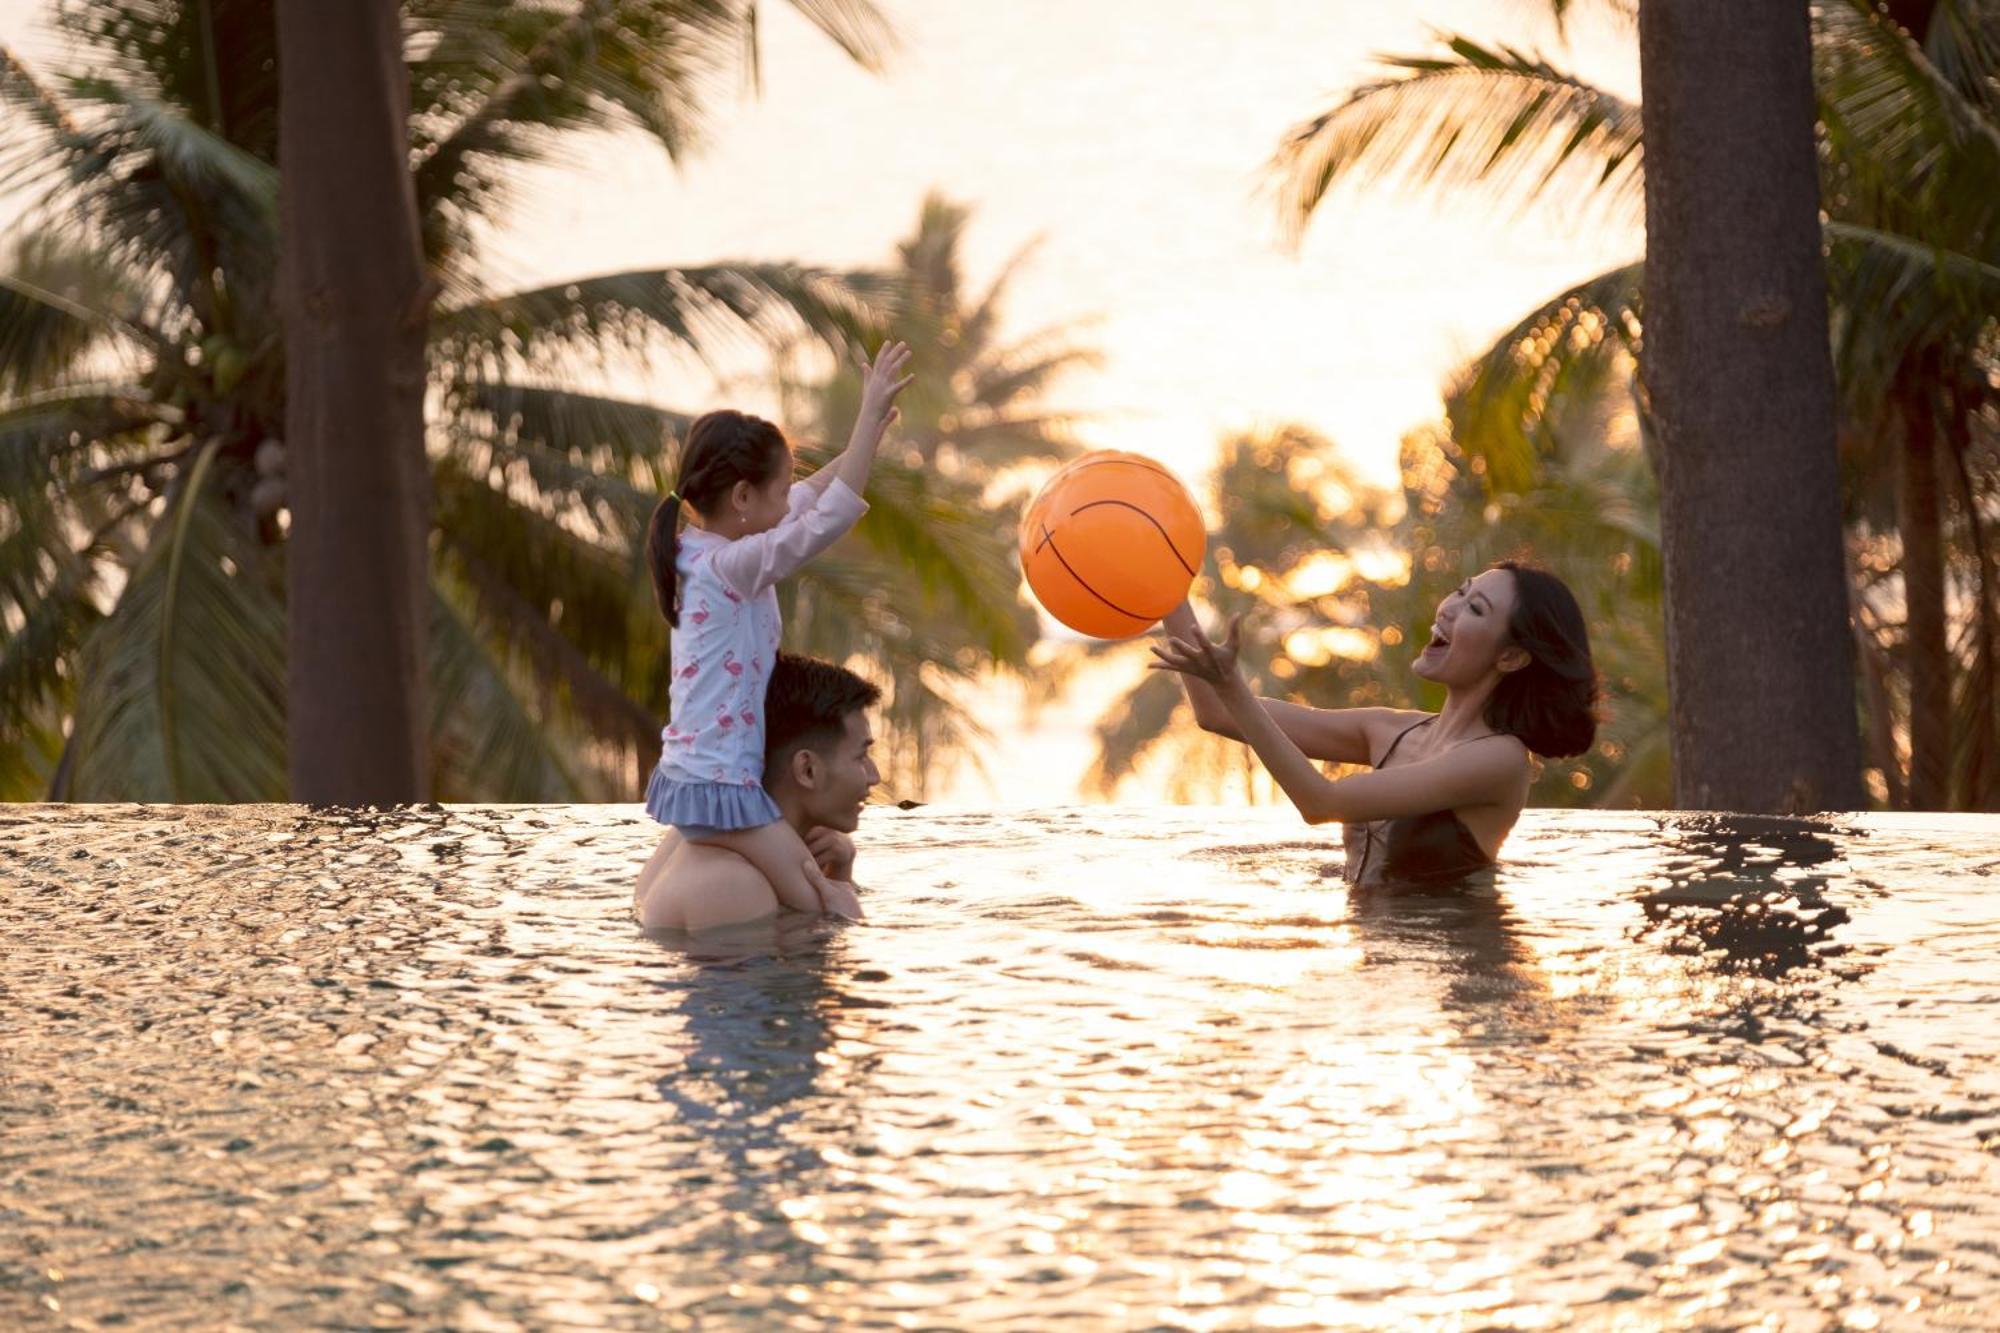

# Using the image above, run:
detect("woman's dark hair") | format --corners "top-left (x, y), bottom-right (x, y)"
top-left (645, 410), bottom-right (791, 626)
top-left (1483, 560), bottom-right (1600, 758)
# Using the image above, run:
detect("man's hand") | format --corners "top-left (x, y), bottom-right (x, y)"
top-left (804, 826), bottom-right (856, 880)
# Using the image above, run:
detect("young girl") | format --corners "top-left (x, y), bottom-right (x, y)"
top-left (641, 342), bottom-right (912, 919)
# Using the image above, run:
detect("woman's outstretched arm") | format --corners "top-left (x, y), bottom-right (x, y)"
top-left (1152, 616), bottom-right (1521, 824)
top-left (1160, 603), bottom-right (1415, 766)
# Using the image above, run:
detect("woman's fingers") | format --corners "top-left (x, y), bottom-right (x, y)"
top-left (1149, 638), bottom-right (1218, 679)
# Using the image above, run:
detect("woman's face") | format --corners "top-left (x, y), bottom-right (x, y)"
top-left (1412, 568), bottom-right (1522, 685)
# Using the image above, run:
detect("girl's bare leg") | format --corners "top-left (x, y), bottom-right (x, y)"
top-left (633, 831), bottom-right (677, 922)
top-left (687, 820), bottom-right (855, 919)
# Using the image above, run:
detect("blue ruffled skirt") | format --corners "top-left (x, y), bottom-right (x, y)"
top-left (645, 768), bottom-right (782, 839)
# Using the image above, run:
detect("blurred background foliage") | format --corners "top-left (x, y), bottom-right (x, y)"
top-left (1089, 0), bottom-right (1997, 811)
top-left (3, 0), bottom-right (1996, 811)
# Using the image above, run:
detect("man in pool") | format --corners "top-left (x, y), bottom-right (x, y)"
top-left (634, 654), bottom-right (883, 932)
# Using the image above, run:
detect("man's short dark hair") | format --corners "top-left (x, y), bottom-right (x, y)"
top-left (762, 653), bottom-right (881, 787)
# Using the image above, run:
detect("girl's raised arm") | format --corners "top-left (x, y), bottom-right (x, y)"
top-left (828, 341), bottom-right (913, 497)
top-left (708, 479), bottom-right (868, 599)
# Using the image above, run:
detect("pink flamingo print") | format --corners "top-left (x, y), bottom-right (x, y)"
top-left (739, 709), bottom-right (757, 729)
top-left (722, 651), bottom-right (744, 679)
top-left (690, 600), bottom-right (710, 626)
top-left (715, 707), bottom-right (736, 731)
top-left (678, 660), bottom-right (699, 680)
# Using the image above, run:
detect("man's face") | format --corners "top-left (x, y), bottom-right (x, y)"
top-left (799, 711), bottom-right (880, 833)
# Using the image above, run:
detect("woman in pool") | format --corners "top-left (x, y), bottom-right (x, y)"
top-left (1151, 561), bottom-right (1598, 886)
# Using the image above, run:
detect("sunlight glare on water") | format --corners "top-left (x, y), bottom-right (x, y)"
top-left (3, 804), bottom-right (1998, 1328)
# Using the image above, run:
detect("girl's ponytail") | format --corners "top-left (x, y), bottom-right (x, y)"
top-left (646, 491), bottom-right (684, 627)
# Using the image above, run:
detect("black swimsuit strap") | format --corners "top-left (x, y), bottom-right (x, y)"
top-left (1375, 716), bottom-right (1434, 768)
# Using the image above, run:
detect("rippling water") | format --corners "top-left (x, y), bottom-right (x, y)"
top-left (4, 805), bottom-right (1998, 1329)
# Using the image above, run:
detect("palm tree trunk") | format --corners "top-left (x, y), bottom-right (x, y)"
top-left (277, 0), bottom-right (432, 802)
top-left (1946, 404), bottom-right (2000, 809)
top-left (1898, 372), bottom-right (1950, 808)
top-left (1637, 0), bottom-right (1864, 812)
top-left (1852, 590), bottom-right (1907, 809)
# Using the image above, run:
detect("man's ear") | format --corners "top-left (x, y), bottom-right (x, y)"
top-left (1497, 645), bottom-right (1531, 675)
top-left (788, 745), bottom-right (820, 790)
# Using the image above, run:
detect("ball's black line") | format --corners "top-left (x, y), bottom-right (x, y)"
top-left (1068, 499), bottom-right (1198, 578)
top-left (1036, 521), bottom-right (1055, 554)
top-left (1039, 533), bottom-right (1154, 626)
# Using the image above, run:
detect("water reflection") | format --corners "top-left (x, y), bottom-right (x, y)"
top-left (1637, 815), bottom-right (1854, 980)
top-left (1, 805), bottom-right (1995, 1328)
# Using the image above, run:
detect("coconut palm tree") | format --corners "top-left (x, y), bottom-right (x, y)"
top-left (1268, 0), bottom-right (2000, 809)
top-left (777, 193), bottom-right (1098, 795)
top-left (0, 0), bottom-right (974, 803)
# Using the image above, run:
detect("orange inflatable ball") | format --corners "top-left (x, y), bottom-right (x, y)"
top-left (1019, 451), bottom-right (1205, 639)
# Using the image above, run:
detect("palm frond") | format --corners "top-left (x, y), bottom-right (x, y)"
top-left (66, 74), bottom-right (279, 213)
top-left (443, 420), bottom-right (661, 551)
top-left (411, 1), bottom-right (718, 222)
top-left (1818, 0), bottom-right (2000, 251)
top-left (429, 574), bottom-right (590, 801)
top-left (0, 551), bottom-right (98, 741)
top-left (0, 384), bottom-right (172, 496)
top-left (0, 229), bottom-right (161, 393)
top-left (1922, 0), bottom-right (2000, 115)
top-left (967, 335), bottom-right (1104, 412)
top-left (1083, 667), bottom-right (1186, 796)
top-left (432, 453), bottom-right (643, 671)
top-left (458, 379), bottom-right (693, 468)
top-left (69, 452), bottom-right (287, 801)
top-left (53, 0), bottom-right (282, 154)
top-left (941, 412), bottom-right (1089, 468)
top-left (1825, 222), bottom-right (2000, 410)
top-left (409, 0), bottom-right (893, 228)
top-left (1270, 32), bottom-right (1643, 241)
top-left (430, 262), bottom-right (884, 372)
top-left (841, 463), bottom-right (1036, 666)
top-left (958, 233), bottom-right (1045, 357)
top-left (1, 45), bottom-right (274, 305)
top-left (767, 0), bottom-right (898, 71)
top-left (1445, 259), bottom-right (1643, 492)
top-left (0, 261), bottom-right (160, 397)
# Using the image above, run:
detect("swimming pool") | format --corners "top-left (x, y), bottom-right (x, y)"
top-left (4, 804), bottom-right (1997, 1328)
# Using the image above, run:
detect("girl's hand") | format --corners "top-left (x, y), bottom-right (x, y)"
top-left (1148, 613), bottom-right (1246, 686)
top-left (804, 826), bottom-right (856, 881)
top-left (854, 341), bottom-right (914, 433)
top-left (814, 868), bottom-right (864, 922)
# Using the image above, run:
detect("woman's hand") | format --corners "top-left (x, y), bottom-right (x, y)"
top-left (804, 826), bottom-right (856, 881)
top-left (1149, 613), bottom-right (1246, 686)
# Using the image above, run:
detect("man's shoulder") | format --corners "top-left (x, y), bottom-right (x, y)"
top-left (675, 839), bottom-right (767, 880)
